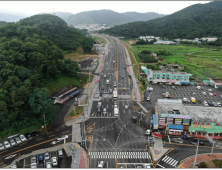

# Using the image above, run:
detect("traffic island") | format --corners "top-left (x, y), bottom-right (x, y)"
top-left (150, 147), bottom-right (169, 162)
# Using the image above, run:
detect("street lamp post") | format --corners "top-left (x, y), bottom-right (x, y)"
top-left (193, 138), bottom-right (199, 168)
top-left (211, 141), bottom-right (215, 156)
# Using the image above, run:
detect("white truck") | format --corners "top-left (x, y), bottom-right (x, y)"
top-left (114, 108), bottom-right (119, 117)
top-left (106, 79), bottom-right (109, 85)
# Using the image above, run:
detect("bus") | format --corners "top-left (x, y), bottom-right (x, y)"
top-left (113, 90), bottom-right (118, 100)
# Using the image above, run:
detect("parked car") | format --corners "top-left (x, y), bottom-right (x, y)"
top-left (213, 93), bottom-right (217, 96)
top-left (125, 105), bottom-right (128, 109)
top-left (127, 165), bottom-right (135, 168)
top-left (19, 134), bottom-right (27, 142)
top-left (31, 163), bottom-right (37, 168)
top-left (98, 161), bottom-right (105, 168)
top-left (31, 131), bottom-right (39, 137)
top-left (217, 102), bottom-right (221, 107)
top-left (209, 93), bottom-right (213, 96)
top-left (46, 162), bottom-right (52, 168)
top-left (3, 140), bottom-right (11, 148)
top-left (147, 97), bottom-right (150, 101)
top-left (15, 137), bottom-right (22, 144)
top-left (114, 104), bottom-right (118, 108)
top-left (31, 155), bottom-right (37, 163)
top-left (145, 129), bottom-right (151, 135)
top-left (208, 101), bottom-right (214, 107)
top-left (162, 85), bottom-right (166, 88)
top-left (203, 101), bottom-right (208, 106)
top-left (220, 95), bottom-right (222, 99)
top-left (38, 154), bottom-right (44, 162)
top-left (9, 138), bottom-right (16, 146)
top-left (208, 89), bottom-right (212, 92)
top-left (0, 142), bottom-right (5, 150)
top-left (44, 152), bottom-right (50, 161)
top-left (11, 165), bottom-right (17, 168)
top-left (38, 162), bottom-right (44, 168)
top-left (171, 138), bottom-right (184, 144)
top-left (51, 157), bottom-right (58, 166)
top-left (144, 164), bottom-right (151, 168)
top-left (202, 92), bottom-right (206, 95)
top-left (191, 140), bottom-right (204, 145)
top-left (57, 135), bottom-right (68, 141)
top-left (213, 102), bottom-right (217, 107)
top-left (25, 133), bottom-right (33, 140)
top-left (58, 150), bottom-right (64, 158)
top-left (192, 92), bottom-right (196, 95)
top-left (103, 108), bottom-right (107, 116)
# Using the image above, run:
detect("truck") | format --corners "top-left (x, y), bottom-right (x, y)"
top-left (165, 92), bottom-right (172, 98)
top-left (113, 90), bottom-right (117, 100)
top-left (114, 108), bottom-right (119, 117)
top-left (190, 97), bottom-right (196, 103)
top-left (106, 79), bottom-right (110, 85)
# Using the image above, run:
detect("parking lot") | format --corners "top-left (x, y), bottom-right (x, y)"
top-left (13, 149), bottom-right (67, 168)
top-left (144, 84), bottom-right (222, 107)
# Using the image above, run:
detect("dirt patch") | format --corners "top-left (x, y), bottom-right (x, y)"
top-left (64, 113), bottom-right (82, 122)
top-left (138, 82), bottom-right (145, 101)
top-left (65, 54), bottom-right (98, 62)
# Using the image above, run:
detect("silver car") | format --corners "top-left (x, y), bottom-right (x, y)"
top-left (44, 152), bottom-right (50, 161)
top-left (0, 142), bottom-right (5, 150)
top-left (3, 140), bottom-right (11, 148)
top-left (15, 137), bottom-right (22, 144)
top-left (19, 134), bottom-right (27, 142)
top-left (9, 138), bottom-right (16, 146)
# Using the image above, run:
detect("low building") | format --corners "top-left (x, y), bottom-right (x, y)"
top-left (154, 40), bottom-right (176, 45)
top-left (155, 99), bottom-right (222, 139)
top-left (166, 64), bottom-right (184, 71)
top-left (210, 78), bottom-right (222, 88)
top-left (201, 37), bottom-right (218, 42)
top-left (141, 66), bottom-right (192, 85)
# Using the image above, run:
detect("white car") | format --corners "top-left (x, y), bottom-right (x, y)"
top-left (145, 129), bottom-right (151, 135)
top-left (46, 162), bottom-right (52, 168)
top-left (11, 165), bottom-right (17, 168)
top-left (144, 164), bottom-right (151, 168)
top-left (147, 97), bottom-right (150, 101)
top-left (31, 155), bottom-right (37, 163)
top-left (57, 135), bottom-right (68, 141)
top-left (0, 142), bottom-right (5, 150)
top-left (208, 89), bottom-right (212, 92)
top-left (3, 140), bottom-right (11, 148)
top-left (51, 157), bottom-right (58, 166)
top-left (202, 92), bottom-right (206, 95)
top-left (98, 161), bottom-right (105, 168)
top-left (114, 104), bottom-right (118, 108)
top-left (9, 138), bottom-right (16, 146)
top-left (217, 102), bottom-right (221, 107)
top-left (203, 101), bottom-right (208, 106)
top-left (209, 93), bottom-right (213, 96)
top-left (125, 105), bottom-right (128, 109)
top-left (44, 152), bottom-right (50, 161)
top-left (15, 137), bottom-right (22, 144)
top-left (31, 163), bottom-right (37, 168)
top-left (19, 134), bottom-right (27, 142)
top-left (220, 95), bottom-right (222, 99)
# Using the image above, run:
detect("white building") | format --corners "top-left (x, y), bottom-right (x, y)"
top-left (201, 37), bottom-right (218, 42)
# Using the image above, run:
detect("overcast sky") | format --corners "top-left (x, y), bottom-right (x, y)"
top-left (0, 1), bottom-right (210, 16)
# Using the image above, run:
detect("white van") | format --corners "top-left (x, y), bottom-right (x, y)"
top-left (58, 150), bottom-right (64, 158)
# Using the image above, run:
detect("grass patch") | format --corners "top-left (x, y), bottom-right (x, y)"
top-left (212, 160), bottom-right (222, 168)
top-left (140, 84), bottom-right (146, 92)
top-left (114, 40), bottom-right (118, 69)
top-left (92, 35), bottom-right (107, 44)
top-left (131, 44), bottom-right (222, 79)
top-left (68, 106), bottom-right (84, 117)
top-left (122, 41), bottom-right (137, 65)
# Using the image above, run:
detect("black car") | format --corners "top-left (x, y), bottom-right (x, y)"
top-left (24, 133), bottom-right (33, 140)
top-left (31, 131), bottom-right (39, 137)
top-left (208, 101), bottom-right (214, 106)
top-left (101, 86), bottom-right (104, 90)
top-left (38, 162), bottom-right (44, 168)
top-left (162, 85), bottom-right (166, 88)
top-left (127, 165), bottom-right (135, 168)
top-left (191, 140), bottom-right (204, 145)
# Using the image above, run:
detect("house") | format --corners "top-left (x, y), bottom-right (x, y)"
top-left (201, 37), bottom-right (218, 42)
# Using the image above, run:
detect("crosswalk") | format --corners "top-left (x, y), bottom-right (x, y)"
top-left (89, 151), bottom-right (150, 159)
top-left (162, 155), bottom-right (178, 167)
top-left (72, 124), bottom-right (82, 143)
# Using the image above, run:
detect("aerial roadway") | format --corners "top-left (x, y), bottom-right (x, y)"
top-left (85, 36), bottom-right (151, 168)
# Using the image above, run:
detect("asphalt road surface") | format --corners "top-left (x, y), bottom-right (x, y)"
top-left (86, 36), bottom-right (151, 168)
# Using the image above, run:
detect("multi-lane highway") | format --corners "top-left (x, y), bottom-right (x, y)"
top-left (86, 36), bottom-right (150, 168)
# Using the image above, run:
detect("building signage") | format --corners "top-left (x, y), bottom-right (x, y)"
top-left (191, 122), bottom-right (219, 129)
top-left (160, 113), bottom-right (191, 119)
top-left (183, 119), bottom-right (190, 125)
top-left (175, 118), bottom-right (182, 125)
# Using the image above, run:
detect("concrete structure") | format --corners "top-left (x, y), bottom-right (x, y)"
top-left (210, 78), bottom-right (222, 88)
top-left (139, 36), bottom-right (160, 42)
top-left (154, 40), bottom-right (176, 45)
top-left (166, 64), bottom-right (184, 71)
top-left (155, 99), bottom-right (222, 138)
top-left (201, 37), bottom-right (218, 42)
top-left (141, 66), bottom-right (192, 85)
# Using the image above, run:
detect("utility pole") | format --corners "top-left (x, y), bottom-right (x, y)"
top-left (211, 141), bottom-right (215, 156)
top-left (193, 138), bottom-right (199, 168)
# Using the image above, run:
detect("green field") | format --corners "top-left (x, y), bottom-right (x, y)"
top-left (131, 44), bottom-right (222, 79)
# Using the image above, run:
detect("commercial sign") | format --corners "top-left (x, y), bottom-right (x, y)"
top-left (160, 113), bottom-right (191, 119)
top-left (175, 118), bottom-right (182, 125)
top-left (192, 122), bottom-right (214, 129)
top-left (183, 119), bottom-right (190, 125)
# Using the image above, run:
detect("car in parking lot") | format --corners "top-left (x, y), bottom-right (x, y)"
top-left (19, 134), bottom-right (27, 142)
top-left (125, 105), bottom-right (128, 109)
top-left (114, 104), bottom-right (118, 108)
top-left (144, 164), bottom-right (151, 168)
top-left (103, 108), bottom-right (107, 116)
top-left (127, 165), bottom-right (135, 168)
top-left (15, 137), bottom-right (22, 144)
top-left (220, 95), bottom-right (222, 99)
top-left (171, 138), bottom-right (184, 144)
top-left (162, 85), bottom-right (166, 88)
top-left (44, 152), bottom-right (50, 161)
top-left (147, 97), bottom-right (150, 101)
top-left (97, 108), bottom-right (101, 116)
top-left (114, 100), bottom-right (117, 105)
top-left (122, 87), bottom-right (126, 91)
top-left (208, 101), bottom-right (214, 106)
top-left (209, 93), bottom-right (213, 96)
top-left (135, 165), bottom-right (144, 168)
top-left (202, 92), bottom-right (206, 95)
top-left (38, 154), bottom-right (44, 162)
top-left (213, 93), bottom-right (216, 96)
top-left (51, 157), bottom-right (57, 166)
top-left (31, 131), bottom-right (39, 137)
top-left (9, 138), bottom-right (16, 146)
top-left (57, 135), bottom-right (68, 141)
top-left (101, 86), bottom-right (104, 90)
top-left (31, 155), bottom-right (37, 163)
top-left (3, 140), bottom-right (11, 148)
top-left (38, 162), bottom-right (44, 168)
top-left (98, 161), bottom-right (105, 168)
top-left (203, 101), bottom-right (208, 106)
top-left (31, 163), bottom-right (37, 168)
top-left (25, 133), bottom-right (33, 140)
top-left (217, 102), bottom-right (221, 107)
top-left (11, 165), bottom-right (17, 168)
top-left (208, 89), bottom-right (212, 92)
top-left (213, 102), bottom-right (217, 107)
top-left (46, 162), bottom-right (52, 168)
top-left (191, 140), bottom-right (204, 145)
top-left (0, 142), bottom-right (5, 150)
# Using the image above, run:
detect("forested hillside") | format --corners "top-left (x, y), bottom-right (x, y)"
top-left (0, 14), bottom-right (93, 137)
top-left (101, 1), bottom-right (222, 39)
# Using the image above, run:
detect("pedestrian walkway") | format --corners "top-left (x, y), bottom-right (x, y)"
top-left (178, 153), bottom-right (222, 168)
top-left (88, 151), bottom-right (150, 159)
top-left (136, 102), bottom-right (148, 113)
top-left (72, 124), bottom-right (82, 143)
top-left (162, 155), bottom-right (178, 167)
